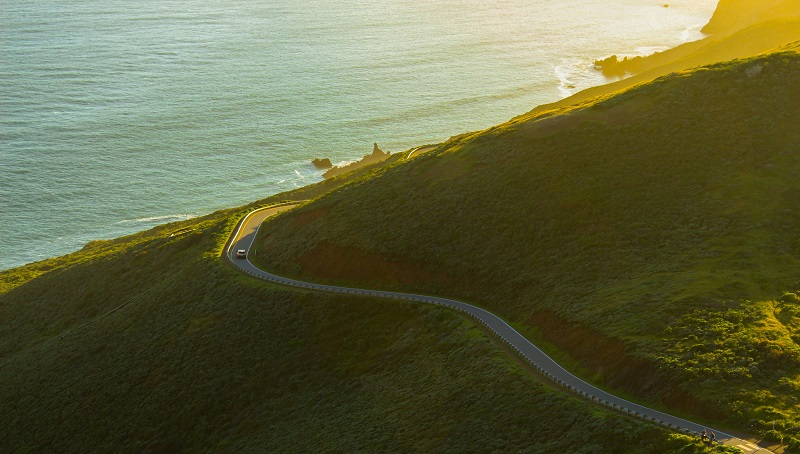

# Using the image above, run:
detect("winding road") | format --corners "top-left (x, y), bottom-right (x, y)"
top-left (225, 203), bottom-right (769, 454)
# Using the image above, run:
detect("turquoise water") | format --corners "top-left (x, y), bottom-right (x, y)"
top-left (1, 0), bottom-right (717, 270)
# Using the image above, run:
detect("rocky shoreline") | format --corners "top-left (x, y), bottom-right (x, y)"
top-left (312, 143), bottom-right (391, 179)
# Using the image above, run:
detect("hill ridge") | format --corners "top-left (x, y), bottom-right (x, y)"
top-left (253, 48), bottom-right (800, 445)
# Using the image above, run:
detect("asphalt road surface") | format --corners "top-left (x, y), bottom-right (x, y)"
top-left (225, 204), bottom-right (769, 454)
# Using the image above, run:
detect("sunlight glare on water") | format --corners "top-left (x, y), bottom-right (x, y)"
top-left (0, 0), bottom-right (718, 269)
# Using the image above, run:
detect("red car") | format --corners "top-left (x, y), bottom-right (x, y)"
top-left (236, 249), bottom-right (247, 259)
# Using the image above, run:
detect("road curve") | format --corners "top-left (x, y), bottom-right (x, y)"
top-left (224, 204), bottom-right (766, 454)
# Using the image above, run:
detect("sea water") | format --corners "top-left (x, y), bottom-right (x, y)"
top-left (0, 0), bottom-right (717, 270)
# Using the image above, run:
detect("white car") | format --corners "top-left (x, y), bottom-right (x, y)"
top-left (236, 249), bottom-right (247, 259)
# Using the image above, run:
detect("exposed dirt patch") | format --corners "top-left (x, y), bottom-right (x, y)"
top-left (528, 310), bottom-right (725, 421)
top-left (297, 242), bottom-right (455, 290)
top-left (292, 206), bottom-right (332, 228)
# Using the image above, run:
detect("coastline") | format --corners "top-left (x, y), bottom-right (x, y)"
top-left (0, 2), bottom-right (720, 272)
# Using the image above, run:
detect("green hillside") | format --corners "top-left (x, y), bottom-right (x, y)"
top-left (3, 8), bottom-right (799, 453)
top-left (253, 49), bottom-right (800, 444)
top-left (1, 193), bottom-right (729, 451)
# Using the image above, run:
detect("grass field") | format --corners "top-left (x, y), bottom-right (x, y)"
top-left (0, 191), bottom-right (736, 453)
top-left (253, 48), bottom-right (800, 448)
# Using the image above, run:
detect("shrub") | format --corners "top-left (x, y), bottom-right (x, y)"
top-left (780, 292), bottom-right (800, 303)
top-left (763, 429), bottom-right (783, 442)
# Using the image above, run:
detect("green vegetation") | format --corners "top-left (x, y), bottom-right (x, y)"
top-left (4, 4), bottom-right (799, 452)
top-left (2, 185), bottom-right (726, 453)
top-left (255, 49), bottom-right (800, 446)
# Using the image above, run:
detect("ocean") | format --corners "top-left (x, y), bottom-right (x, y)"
top-left (0, 0), bottom-right (718, 270)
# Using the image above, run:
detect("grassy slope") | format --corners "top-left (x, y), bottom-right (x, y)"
top-left (538, 13), bottom-right (800, 118)
top-left (0, 185), bottom-right (731, 453)
top-left (594, 19), bottom-right (800, 78)
top-left (701, 0), bottom-right (800, 35)
top-left (254, 49), bottom-right (800, 443)
top-left (596, 0), bottom-right (800, 77)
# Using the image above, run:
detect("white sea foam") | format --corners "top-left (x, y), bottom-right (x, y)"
top-left (681, 24), bottom-right (707, 43)
top-left (334, 160), bottom-right (357, 168)
top-left (555, 58), bottom-right (609, 98)
top-left (554, 64), bottom-right (576, 98)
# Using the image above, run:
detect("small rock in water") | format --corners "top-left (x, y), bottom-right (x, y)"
top-left (312, 158), bottom-right (333, 169)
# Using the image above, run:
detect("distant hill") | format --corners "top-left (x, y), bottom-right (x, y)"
top-left (255, 48), bottom-right (800, 442)
top-left (555, 0), bottom-right (800, 115)
top-left (702, 0), bottom-right (800, 35)
top-left (593, 19), bottom-right (800, 78)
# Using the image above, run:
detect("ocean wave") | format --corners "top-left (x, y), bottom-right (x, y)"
top-left (554, 58), bottom-right (608, 99)
top-left (117, 213), bottom-right (197, 224)
top-left (333, 160), bottom-right (357, 168)
top-left (680, 24), bottom-right (707, 43)
top-left (554, 63), bottom-right (576, 98)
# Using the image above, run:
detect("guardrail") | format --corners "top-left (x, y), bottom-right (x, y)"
top-left (223, 201), bottom-right (305, 258)
top-left (225, 206), bottom-right (753, 452)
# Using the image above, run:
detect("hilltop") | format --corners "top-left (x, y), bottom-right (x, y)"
top-left (551, 0), bottom-right (800, 115)
top-left (254, 48), bottom-right (800, 445)
top-left (702, 0), bottom-right (800, 35)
